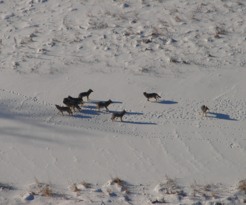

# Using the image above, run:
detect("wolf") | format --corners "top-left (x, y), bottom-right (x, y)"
top-left (55, 104), bottom-right (73, 116)
top-left (68, 95), bottom-right (84, 105)
top-left (78, 89), bottom-right (93, 101)
top-left (143, 92), bottom-right (161, 101)
top-left (201, 105), bottom-right (209, 117)
top-left (111, 110), bottom-right (127, 122)
top-left (63, 98), bottom-right (81, 112)
top-left (96, 99), bottom-right (113, 111)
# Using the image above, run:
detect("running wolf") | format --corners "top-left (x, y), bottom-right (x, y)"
top-left (68, 95), bottom-right (84, 105)
top-left (96, 99), bottom-right (113, 111)
top-left (111, 110), bottom-right (127, 122)
top-left (63, 98), bottom-right (81, 112)
top-left (201, 105), bottom-right (209, 117)
top-left (55, 104), bottom-right (73, 116)
top-left (143, 92), bottom-right (161, 101)
top-left (78, 89), bottom-right (93, 101)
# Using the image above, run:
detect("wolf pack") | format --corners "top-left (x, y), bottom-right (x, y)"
top-left (55, 89), bottom-right (209, 121)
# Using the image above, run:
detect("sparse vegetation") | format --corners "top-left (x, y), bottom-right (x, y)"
top-left (33, 178), bottom-right (56, 198)
top-left (215, 26), bottom-right (226, 35)
top-left (112, 177), bottom-right (124, 187)
top-left (82, 181), bottom-right (91, 188)
top-left (118, 12), bottom-right (126, 20)
top-left (20, 37), bottom-right (33, 44)
top-left (192, 188), bottom-right (198, 197)
top-left (0, 182), bottom-right (12, 190)
top-left (13, 37), bottom-right (18, 47)
top-left (107, 188), bottom-right (112, 196)
top-left (111, 177), bottom-right (130, 194)
top-left (151, 198), bottom-right (166, 204)
top-left (165, 175), bottom-right (177, 188)
top-left (238, 180), bottom-right (246, 191)
top-left (133, 11), bottom-right (139, 20)
top-left (87, 10), bottom-right (94, 17)
top-left (158, 175), bottom-right (180, 195)
top-left (175, 16), bottom-right (181, 22)
top-left (151, 27), bottom-right (161, 36)
top-left (170, 57), bottom-right (178, 63)
top-left (34, 177), bottom-right (41, 188)
top-left (211, 191), bottom-right (219, 198)
top-left (1, 0), bottom-right (246, 203)
top-left (88, 19), bottom-right (108, 29)
top-left (191, 14), bottom-right (199, 21)
top-left (73, 183), bottom-right (79, 192)
top-left (41, 185), bottom-right (53, 197)
top-left (103, 9), bottom-right (111, 16)
top-left (201, 184), bottom-right (215, 192)
top-left (170, 5), bottom-right (178, 13)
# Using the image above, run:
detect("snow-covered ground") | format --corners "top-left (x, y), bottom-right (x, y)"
top-left (0, 0), bottom-right (246, 204)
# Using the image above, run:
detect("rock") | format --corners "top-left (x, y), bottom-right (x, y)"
top-left (22, 192), bottom-right (34, 200)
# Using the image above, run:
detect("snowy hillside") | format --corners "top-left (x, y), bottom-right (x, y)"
top-left (0, 0), bottom-right (246, 204)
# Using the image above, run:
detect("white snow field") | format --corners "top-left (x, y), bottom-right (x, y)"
top-left (0, 0), bottom-right (246, 204)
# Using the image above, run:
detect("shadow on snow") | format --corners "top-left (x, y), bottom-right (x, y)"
top-left (72, 114), bottom-right (91, 119)
top-left (80, 108), bottom-right (100, 115)
top-left (111, 111), bottom-right (143, 115)
top-left (84, 100), bottom-right (122, 104)
top-left (208, 112), bottom-right (237, 121)
top-left (123, 121), bottom-right (156, 125)
top-left (151, 100), bottom-right (178, 104)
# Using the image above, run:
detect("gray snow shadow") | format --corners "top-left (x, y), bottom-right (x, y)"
top-left (83, 105), bottom-right (97, 109)
top-left (83, 100), bottom-right (99, 104)
top-left (109, 193), bottom-right (117, 197)
top-left (0, 95), bottom-right (90, 145)
top-left (208, 112), bottom-right (237, 121)
top-left (123, 111), bottom-right (143, 115)
top-left (72, 114), bottom-right (91, 119)
top-left (111, 101), bottom-right (122, 104)
top-left (151, 100), bottom-right (178, 104)
top-left (99, 110), bottom-right (112, 113)
top-left (123, 121), bottom-right (157, 125)
top-left (85, 100), bottom-right (122, 104)
top-left (80, 108), bottom-right (100, 115)
top-left (0, 109), bottom-right (84, 144)
top-left (109, 111), bottom-right (143, 115)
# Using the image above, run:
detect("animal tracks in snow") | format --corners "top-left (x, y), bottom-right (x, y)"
top-left (0, 88), bottom-right (245, 151)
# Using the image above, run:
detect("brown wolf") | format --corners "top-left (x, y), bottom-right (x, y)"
top-left (201, 105), bottom-right (209, 117)
top-left (78, 89), bottom-right (93, 101)
top-left (63, 98), bottom-right (81, 112)
top-left (55, 104), bottom-right (73, 116)
top-left (111, 110), bottom-right (127, 122)
top-left (143, 92), bottom-right (161, 101)
top-left (96, 99), bottom-right (113, 111)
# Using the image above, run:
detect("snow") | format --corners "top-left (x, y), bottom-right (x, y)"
top-left (0, 0), bottom-right (246, 204)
